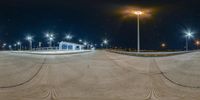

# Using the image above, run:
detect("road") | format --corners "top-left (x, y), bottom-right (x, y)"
top-left (0, 50), bottom-right (200, 100)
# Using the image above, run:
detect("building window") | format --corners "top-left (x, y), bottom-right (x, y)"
top-left (68, 45), bottom-right (73, 50)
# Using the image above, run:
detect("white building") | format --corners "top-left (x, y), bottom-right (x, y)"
top-left (59, 41), bottom-right (84, 51)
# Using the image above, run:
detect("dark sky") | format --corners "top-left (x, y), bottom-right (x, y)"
top-left (0, 0), bottom-right (200, 50)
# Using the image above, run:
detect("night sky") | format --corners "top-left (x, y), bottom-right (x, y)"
top-left (0, 0), bottom-right (200, 50)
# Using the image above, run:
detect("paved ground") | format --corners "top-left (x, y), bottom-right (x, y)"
top-left (0, 50), bottom-right (200, 100)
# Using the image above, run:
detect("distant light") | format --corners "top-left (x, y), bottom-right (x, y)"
top-left (8, 45), bottom-right (12, 48)
top-left (17, 41), bottom-right (21, 45)
top-left (2, 43), bottom-right (6, 48)
top-left (3, 43), bottom-right (6, 46)
top-left (26, 36), bottom-right (33, 41)
top-left (195, 40), bottom-right (200, 46)
top-left (46, 34), bottom-right (49, 37)
top-left (66, 34), bottom-right (73, 40)
top-left (45, 33), bottom-right (55, 41)
top-left (83, 42), bottom-right (87, 46)
top-left (79, 39), bottom-right (82, 42)
top-left (49, 37), bottom-right (54, 41)
top-left (103, 39), bottom-right (108, 44)
top-left (14, 44), bottom-right (17, 46)
top-left (161, 43), bottom-right (166, 48)
top-left (100, 43), bottom-right (103, 47)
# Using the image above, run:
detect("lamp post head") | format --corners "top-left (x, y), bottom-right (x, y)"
top-left (46, 33), bottom-right (55, 41)
top-left (9, 45), bottom-right (12, 48)
top-left (49, 37), bottom-right (54, 41)
top-left (103, 39), bottom-right (108, 45)
top-left (134, 11), bottom-right (143, 15)
top-left (186, 32), bottom-right (193, 37)
top-left (161, 43), bottom-right (166, 48)
top-left (195, 40), bottom-right (200, 46)
top-left (83, 42), bottom-right (87, 46)
top-left (79, 39), bottom-right (82, 42)
top-left (3, 43), bottom-right (6, 46)
top-left (66, 34), bottom-right (72, 40)
top-left (17, 41), bottom-right (21, 45)
top-left (184, 29), bottom-right (194, 38)
top-left (26, 36), bottom-right (33, 41)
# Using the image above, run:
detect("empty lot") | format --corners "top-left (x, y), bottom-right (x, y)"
top-left (0, 50), bottom-right (200, 100)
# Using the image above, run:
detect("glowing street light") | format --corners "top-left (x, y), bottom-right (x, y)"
top-left (83, 41), bottom-right (87, 46)
top-left (26, 35), bottom-right (33, 50)
top-left (13, 44), bottom-right (17, 50)
top-left (103, 39), bottom-right (109, 48)
top-left (195, 40), bottom-right (200, 49)
top-left (8, 45), bottom-right (12, 50)
top-left (2, 43), bottom-right (6, 48)
top-left (79, 39), bottom-right (82, 43)
top-left (17, 41), bottom-right (21, 50)
top-left (184, 29), bottom-right (194, 51)
top-left (45, 33), bottom-right (55, 47)
top-left (65, 34), bottom-right (73, 41)
top-left (103, 39), bottom-right (108, 45)
top-left (161, 43), bottom-right (166, 48)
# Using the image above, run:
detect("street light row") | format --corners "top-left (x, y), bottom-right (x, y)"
top-left (2, 33), bottom-right (109, 50)
top-left (127, 9), bottom-right (199, 52)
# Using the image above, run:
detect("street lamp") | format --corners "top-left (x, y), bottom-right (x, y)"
top-left (65, 34), bottom-right (73, 41)
top-left (8, 45), bottom-right (12, 50)
top-left (17, 41), bottom-right (21, 50)
top-left (83, 42), bottom-right (87, 46)
top-left (184, 30), bottom-right (194, 51)
top-left (2, 43), bottom-right (6, 48)
top-left (133, 10), bottom-right (143, 53)
top-left (103, 39), bottom-right (108, 44)
top-left (195, 40), bottom-right (200, 49)
top-left (161, 43), bottom-right (166, 49)
top-left (13, 44), bottom-right (17, 50)
top-left (79, 39), bottom-right (82, 43)
top-left (45, 33), bottom-right (54, 47)
top-left (83, 41), bottom-right (88, 49)
top-left (103, 39), bottom-right (108, 49)
top-left (26, 35), bottom-right (33, 50)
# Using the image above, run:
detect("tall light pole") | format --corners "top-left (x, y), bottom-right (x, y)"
top-left (184, 30), bottom-right (194, 51)
top-left (46, 33), bottom-right (54, 47)
top-left (134, 11), bottom-right (143, 53)
top-left (17, 41), bottom-right (21, 50)
top-left (26, 36), bottom-right (33, 50)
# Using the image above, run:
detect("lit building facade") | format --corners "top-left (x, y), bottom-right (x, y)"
top-left (59, 41), bottom-right (84, 51)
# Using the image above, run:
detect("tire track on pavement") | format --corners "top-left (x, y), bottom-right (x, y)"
top-left (154, 59), bottom-right (200, 88)
top-left (0, 56), bottom-right (47, 88)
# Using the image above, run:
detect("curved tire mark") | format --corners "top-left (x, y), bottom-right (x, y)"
top-left (0, 56), bottom-right (47, 88)
top-left (154, 59), bottom-right (200, 88)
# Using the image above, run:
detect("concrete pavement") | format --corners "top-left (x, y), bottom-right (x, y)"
top-left (0, 50), bottom-right (200, 100)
